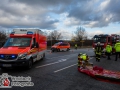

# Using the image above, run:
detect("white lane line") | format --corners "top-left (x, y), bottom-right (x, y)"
top-left (36, 59), bottom-right (67, 68)
top-left (46, 53), bottom-right (76, 60)
top-left (54, 63), bottom-right (77, 73)
top-left (89, 57), bottom-right (93, 61)
top-left (54, 57), bottom-right (94, 73)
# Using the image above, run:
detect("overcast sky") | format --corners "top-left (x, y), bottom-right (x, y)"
top-left (0, 0), bottom-right (120, 39)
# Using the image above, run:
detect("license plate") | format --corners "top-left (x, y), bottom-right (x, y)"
top-left (3, 64), bottom-right (12, 67)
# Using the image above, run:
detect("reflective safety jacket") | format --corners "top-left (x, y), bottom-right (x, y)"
top-left (114, 42), bottom-right (120, 52)
top-left (80, 54), bottom-right (88, 61)
top-left (105, 45), bottom-right (112, 53)
top-left (75, 44), bottom-right (77, 47)
top-left (95, 45), bottom-right (103, 55)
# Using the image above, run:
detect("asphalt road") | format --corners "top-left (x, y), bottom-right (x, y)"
top-left (0, 48), bottom-right (120, 90)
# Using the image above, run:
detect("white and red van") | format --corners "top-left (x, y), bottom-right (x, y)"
top-left (0, 29), bottom-right (47, 69)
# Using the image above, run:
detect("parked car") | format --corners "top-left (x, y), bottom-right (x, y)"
top-left (51, 42), bottom-right (70, 52)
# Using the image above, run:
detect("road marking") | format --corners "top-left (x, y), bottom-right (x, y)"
top-left (54, 63), bottom-right (77, 73)
top-left (54, 57), bottom-right (94, 73)
top-left (46, 53), bottom-right (76, 60)
top-left (36, 59), bottom-right (67, 68)
top-left (89, 57), bottom-right (93, 61)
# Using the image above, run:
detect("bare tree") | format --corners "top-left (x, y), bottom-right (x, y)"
top-left (47, 30), bottom-right (62, 41)
top-left (0, 30), bottom-right (7, 41)
top-left (0, 30), bottom-right (7, 47)
top-left (74, 26), bottom-right (88, 41)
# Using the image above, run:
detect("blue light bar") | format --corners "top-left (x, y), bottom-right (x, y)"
top-left (0, 55), bottom-right (4, 58)
top-left (27, 31), bottom-right (33, 35)
top-left (11, 55), bottom-right (15, 58)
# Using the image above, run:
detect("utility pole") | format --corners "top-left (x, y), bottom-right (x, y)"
top-left (51, 36), bottom-right (52, 47)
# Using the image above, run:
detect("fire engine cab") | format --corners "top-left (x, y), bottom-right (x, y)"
top-left (0, 29), bottom-right (47, 69)
top-left (93, 34), bottom-right (120, 54)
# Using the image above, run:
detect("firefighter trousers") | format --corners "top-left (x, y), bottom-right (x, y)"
top-left (96, 53), bottom-right (101, 62)
top-left (106, 52), bottom-right (111, 60)
top-left (115, 52), bottom-right (120, 61)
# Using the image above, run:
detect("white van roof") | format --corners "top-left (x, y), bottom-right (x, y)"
top-left (12, 28), bottom-right (44, 35)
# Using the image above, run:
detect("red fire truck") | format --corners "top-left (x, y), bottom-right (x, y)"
top-left (92, 34), bottom-right (120, 54)
top-left (0, 29), bottom-right (47, 69)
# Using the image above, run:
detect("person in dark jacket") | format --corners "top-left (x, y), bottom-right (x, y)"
top-left (75, 44), bottom-right (78, 50)
top-left (95, 42), bottom-right (103, 62)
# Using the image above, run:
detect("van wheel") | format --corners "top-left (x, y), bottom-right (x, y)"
top-left (27, 59), bottom-right (33, 69)
top-left (66, 48), bottom-right (70, 51)
top-left (52, 50), bottom-right (54, 52)
top-left (41, 53), bottom-right (45, 60)
top-left (57, 49), bottom-right (60, 52)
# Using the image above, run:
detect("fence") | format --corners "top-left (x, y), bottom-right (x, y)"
top-left (47, 40), bottom-right (93, 48)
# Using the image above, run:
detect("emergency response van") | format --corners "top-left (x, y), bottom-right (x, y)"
top-left (0, 29), bottom-right (47, 69)
top-left (51, 42), bottom-right (70, 52)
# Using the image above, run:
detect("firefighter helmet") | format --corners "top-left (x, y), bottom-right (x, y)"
top-left (116, 40), bottom-right (119, 42)
top-left (83, 53), bottom-right (86, 56)
top-left (78, 53), bottom-right (82, 56)
top-left (80, 53), bottom-right (82, 55)
top-left (97, 42), bottom-right (100, 44)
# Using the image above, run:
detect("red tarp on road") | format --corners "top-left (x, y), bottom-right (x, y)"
top-left (78, 66), bottom-right (120, 84)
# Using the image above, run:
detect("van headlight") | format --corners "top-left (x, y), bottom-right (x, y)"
top-left (18, 53), bottom-right (27, 59)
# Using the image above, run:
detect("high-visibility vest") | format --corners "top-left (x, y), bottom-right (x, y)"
top-left (114, 42), bottom-right (120, 52)
top-left (81, 55), bottom-right (87, 61)
top-left (106, 45), bottom-right (112, 53)
top-left (75, 44), bottom-right (77, 47)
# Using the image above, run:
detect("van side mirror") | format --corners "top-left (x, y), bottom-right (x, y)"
top-left (31, 44), bottom-right (35, 48)
top-left (31, 42), bottom-right (39, 48)
top-left (36, 42), bottom-right (39, 48)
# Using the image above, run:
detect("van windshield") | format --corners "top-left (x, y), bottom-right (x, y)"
top-left (3, 37), bottom-right (32, 47)
top-left (93, 37), bottom-right (107, 43)
top-left (54, 43), bottom-right (60, 46)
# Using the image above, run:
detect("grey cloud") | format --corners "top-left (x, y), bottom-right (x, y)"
top-left (67, 0), bottom-right (120, 27)
top-left (0, 15), bottom-right (59, 29)
top-left (15, 0), bottom-right (74, 14)
top-left (102, 0), bottom-right (120, 22)
top-left (0, 0), bottom-right (59, 29)
top-left (67, 0), bottom-right (104, 27)
top-left (0, 0), bottom-right (120, 30)
top-left (16, 0), bottom-right (73, 6)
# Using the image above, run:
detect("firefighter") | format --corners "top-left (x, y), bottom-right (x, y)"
top-left (75, 44), bottom-right (78, 50)
top-left (105, 43), bottom-right (112, 60)
top-left (78, 53), bottom-right (82, 68)
top-left (95, 42), bottom-right (103, 62)
top-left (81, 53), bottom-right (89, 68)
top-left (114, 40), bottom-right (120, 61)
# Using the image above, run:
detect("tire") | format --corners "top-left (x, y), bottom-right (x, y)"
top-left (57, 48), bottom-right (60, 52)
top-left (41, 53), bottom-right (45, 60)
top-left (52, 49), bottom-right (54, 52)
top-left (27, 59), bottom-right (33, 69)
top-left (66, 48), bottom-right (70, 51)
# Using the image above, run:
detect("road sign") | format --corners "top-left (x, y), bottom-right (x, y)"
top-left (80, 40), bottom-right (84, 42)
top-left (71, 39), bottom-right (75, 42)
